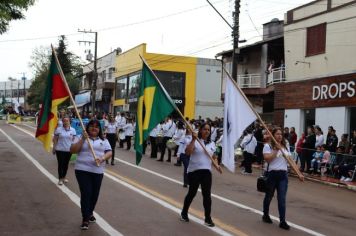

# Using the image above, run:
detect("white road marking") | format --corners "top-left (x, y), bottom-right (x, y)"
top-left (0, 128), bottom-right (123, 236)
top-left (13, 124), bottom-right (325, 236)
top-left (113, 160), bottom-right (325, 236)
top-left (104, 172), bottom-right (233, 236)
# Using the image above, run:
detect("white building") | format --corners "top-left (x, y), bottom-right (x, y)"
top-left (0, 79), bottom-right (33, 108)
top-left (278, 0), bottom-right (356, 139)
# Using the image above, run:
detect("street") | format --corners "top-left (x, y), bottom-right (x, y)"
top-left (1, 120), bottom-right (355, 236)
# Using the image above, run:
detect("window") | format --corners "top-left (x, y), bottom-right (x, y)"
top-left (306, 23), bottom-right (326, 57)
top-left (153, 70), bottom-right (185, 98)
top-left (115, 76), bottom-right (127, 99)
top-left (128, 73), bottom-right (141, 101)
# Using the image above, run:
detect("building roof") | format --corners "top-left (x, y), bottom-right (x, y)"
top-left (215, 35), bottom-right (283, 58)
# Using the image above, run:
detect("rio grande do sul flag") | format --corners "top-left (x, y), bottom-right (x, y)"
top-left (35, 52), bottom-right (69, 152)
top-left (134, 61), bottom-right (175, 165)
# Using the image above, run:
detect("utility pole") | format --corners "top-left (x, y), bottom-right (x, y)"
top-left (21, 73), bottom-right (26, 110)
top-left (231, 0), bottom-right (241, 82)
top-left (78, 29), bottom-right (98, 114)
top-left (207, 0), bottom-right (241, 82)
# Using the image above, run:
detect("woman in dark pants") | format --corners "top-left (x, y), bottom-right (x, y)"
top-left (53, 116), bottom-right (76, 185)
top-left (262, 127), bottom-right (291, 230)
top-left (178, 129), bottom-right (192, 187)
top-left (301, 126), bottom-right (316, 172)
top-left (105, 116), bottom-right (118, 165)
top-left (180, 123), bottom-right (219, 227)
top-left (70, 119), bottom-right (112, 230)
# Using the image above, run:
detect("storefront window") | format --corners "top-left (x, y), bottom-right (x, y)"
top-left (153, 70), bottom-right (185, 98)
top-left (128, 73), bottom-right (141, 101)
top-left (115, 76), bottom-right (127, 100)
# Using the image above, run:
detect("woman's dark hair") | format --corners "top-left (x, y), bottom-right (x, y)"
top-left (198, 122), bottom-right (211, 143)
top-left (86, 119), bottom-right (104, 140)
top-left (177, 121), bottom-right (184, 130)
top-left (271, 127), bottom-right (287, 149)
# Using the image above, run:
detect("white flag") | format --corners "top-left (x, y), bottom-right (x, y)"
top-left (222, 78), bottom-right (257, 172)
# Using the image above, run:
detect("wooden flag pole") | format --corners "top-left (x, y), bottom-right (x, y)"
top-left (139, 55), bottom-right (222, 174)
top-left (222, 66), bottom-right (304, 181)
top-left (51, 45), bottom-right (99, 166)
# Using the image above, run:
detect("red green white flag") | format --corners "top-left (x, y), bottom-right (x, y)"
top-left (35, 51), bottom-right (70, 152)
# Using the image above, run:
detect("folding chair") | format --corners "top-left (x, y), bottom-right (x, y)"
top-left (325, 154), bottom-right (337, 177)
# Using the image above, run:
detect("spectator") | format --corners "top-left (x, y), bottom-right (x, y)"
top-left (283, 127), bottom-right (290, 142)
top-left (301, 126), bottom-right (316, 173)
top-left (315, 126), bottom-right (324, 148)
top-left (338, 154), bottom-right (356, 182)
top-left (339, 134), bottom-right (350, 154)
top-left (350, 130), bottom-right (356, 155)
top-left (289, 127), bottom-right (297, 152)
top-left (326, 128), bottom-right (338, 153)
top-left (310, 146), bottom-right (323, 174)
top-left (295, 133), bottom-right (305, 164)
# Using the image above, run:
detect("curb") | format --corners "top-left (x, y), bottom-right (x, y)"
top-left (290, 174), bottom-right (356, 192)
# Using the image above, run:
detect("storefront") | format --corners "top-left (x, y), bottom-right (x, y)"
top-left (275, 73), bottom-right (356, 139)
top-left (114, 69), bottom-right (186, 117)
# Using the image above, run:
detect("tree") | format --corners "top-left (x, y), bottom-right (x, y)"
top-left (0, 0), bottom-right (35, 34)
top-left (27, 36), bottom-right (83, 109)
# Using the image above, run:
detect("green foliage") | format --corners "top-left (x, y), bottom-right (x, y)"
top-left (0, 0), bottom-right (35, 34)
top-left (27, 35), bottom-right (83, 109)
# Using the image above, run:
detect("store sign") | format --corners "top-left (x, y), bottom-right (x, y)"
top-left (174, 99), bottom-right (183, 104)
top-left (312, 81), bottom-right (356, 100)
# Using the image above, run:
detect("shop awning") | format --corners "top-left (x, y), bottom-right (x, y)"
top-left (67, 102), bottom-right (89, 109)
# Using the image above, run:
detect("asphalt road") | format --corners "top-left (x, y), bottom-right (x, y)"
top-left (0, 121), bottom-right (355, 236)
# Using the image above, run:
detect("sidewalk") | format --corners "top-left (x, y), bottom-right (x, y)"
top-left (251, 164), bottom-right (356, 192)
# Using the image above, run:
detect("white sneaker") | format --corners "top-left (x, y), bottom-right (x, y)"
top-left (340, 176), bottom-right (346, 181)
top-left (63, 178), bottom-right (69, 183)
top-left (58, 180), bottom-right (63, 185)
top-left (344, 178), bottom-right (352, 182)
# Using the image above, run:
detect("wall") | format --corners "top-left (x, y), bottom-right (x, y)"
top-left (115, 44), bottom-right (145, 78)
top-left (284, 4), bottom-right (356, 82)
top-left (292, 0), bottom-right (328, 21)
top-left (284, 109), bottom-right (304, 138)
top-left (195, 59), bottom-right (223, 118)
top-left (144, 52), bottom-right (197, 119)
top-left (315, 106), bottom-right (348, 140)
top-left (274, 72), bottom-right (356, 110)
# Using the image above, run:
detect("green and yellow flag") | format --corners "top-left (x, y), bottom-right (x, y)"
top-left (134, 61), bottom-right (175, 165)
top-left (35, 51), bottom-right (70, 152)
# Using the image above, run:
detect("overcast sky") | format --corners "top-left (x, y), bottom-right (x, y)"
top-left (0, 0), bottom-right (311, 81)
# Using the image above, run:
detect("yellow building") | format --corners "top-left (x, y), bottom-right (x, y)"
top-left (113, 44), bottom-right (223, 119)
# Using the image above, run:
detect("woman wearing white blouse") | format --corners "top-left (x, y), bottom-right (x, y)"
top-left (262, 127), bottom-right (291, 230)
top-left (105, 116), bottom-right (118, 165)
top-left (180, 123), bottom-right (217, 227)
top-left (123, 118), bottom-right (134, 150)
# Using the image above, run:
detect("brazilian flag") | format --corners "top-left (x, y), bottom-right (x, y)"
top-left (134, 62), bottom-right (175, 165)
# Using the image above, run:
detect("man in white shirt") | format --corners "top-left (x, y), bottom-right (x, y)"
top-left (241, 128), bottom-right (257, 174)
top-left (158, 116), bottom-right (176, 162)
top-left (116, 112), bottom-right (126, 148)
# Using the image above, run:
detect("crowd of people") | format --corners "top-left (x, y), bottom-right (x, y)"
top-left (49, 109), bottom-right (355, 230)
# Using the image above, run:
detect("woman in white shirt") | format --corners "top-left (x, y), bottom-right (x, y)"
top-left (105, 115), bottom-right (118, 165)
top-left (173, 121), bottom-right (185, 166)
top-left (53, 116), bottom-right (76, 185)
top-left (262, 127), bottom-right (290, 230)
top-left (123, 118), bottom-right (134, 150)
top-left (180, 123), bottom-right (217, 227)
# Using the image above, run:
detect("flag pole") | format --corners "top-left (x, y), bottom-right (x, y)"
top-left (139, 55), bottom-right (222, 174)
top-left (51, 45), bottom-right (99, 166)
top-left (222, 66), bottom-right (304, 181)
